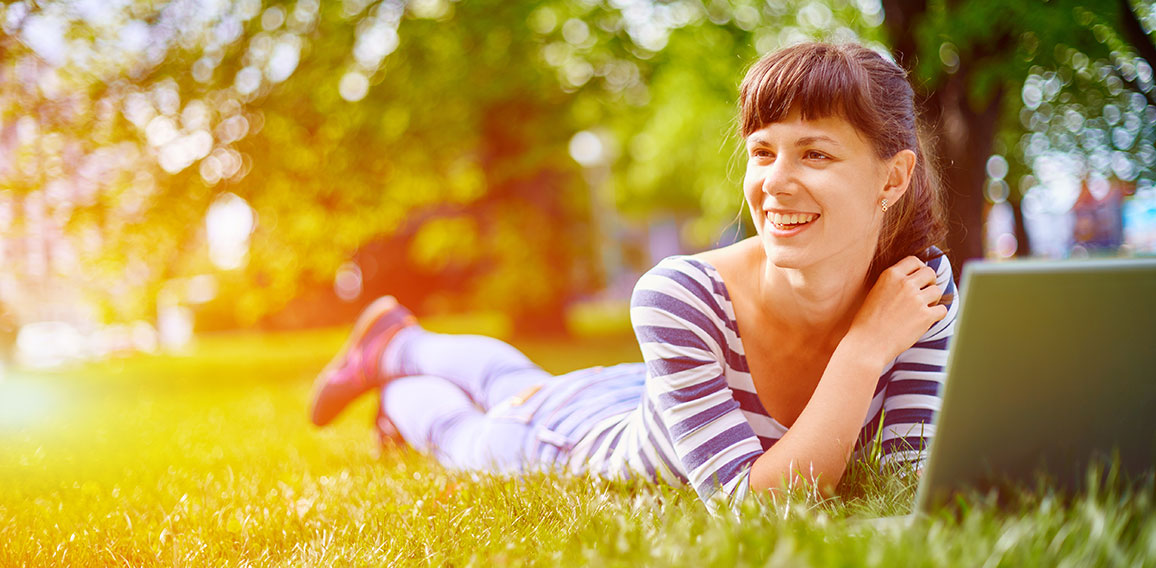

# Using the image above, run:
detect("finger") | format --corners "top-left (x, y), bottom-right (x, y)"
top-left (918, 282), bottom-right (944, 305)
top-left (892, 256), bottom-right (924, 277)
top-left (914, 265), bottom-right (938, 289)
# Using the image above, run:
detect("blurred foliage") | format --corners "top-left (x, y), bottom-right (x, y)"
top-left (0, 0), bottom-right (1152, 330)
top-left (1, 0), bottom-right (600, 329)
top-left (885, 0), bottom-right (1156, 261)
top-left (0, 0), bottom-right (884, 330)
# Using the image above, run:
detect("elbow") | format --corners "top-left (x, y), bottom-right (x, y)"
top-left (749, 457), bottom-right (847, 500)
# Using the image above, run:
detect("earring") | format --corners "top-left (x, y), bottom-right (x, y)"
top-left (881, 198), bottom-right (888, 212)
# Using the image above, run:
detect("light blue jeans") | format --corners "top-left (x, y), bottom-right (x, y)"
top-left (381, 327), bottom-right (562, 473)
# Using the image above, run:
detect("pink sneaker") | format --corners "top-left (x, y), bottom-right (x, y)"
top-left (310, 296), bottom-right (417, 426)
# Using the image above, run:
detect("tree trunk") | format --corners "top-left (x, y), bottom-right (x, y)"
top-left (883, 0), bottom-right (1000, 279)
top-left (923, 74), bottom-right (1003, 278)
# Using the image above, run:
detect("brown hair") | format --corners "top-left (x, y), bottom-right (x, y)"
top-left (738, 42), bottom-right (946, 282)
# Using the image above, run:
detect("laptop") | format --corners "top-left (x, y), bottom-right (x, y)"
top-left (910, 257), bottom-right (1156, 514)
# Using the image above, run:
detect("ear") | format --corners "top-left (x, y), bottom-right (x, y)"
top-left (881, 149), bottom-right (917, 204)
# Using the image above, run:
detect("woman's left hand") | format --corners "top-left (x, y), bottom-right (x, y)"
top-left (846, 256), bottom-right (947, 369)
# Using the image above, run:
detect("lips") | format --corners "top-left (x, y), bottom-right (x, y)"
top-left (765, 211), bottom-right (819, 231)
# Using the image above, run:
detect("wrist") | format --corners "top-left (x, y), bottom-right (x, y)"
top-left (836, 328), bottom-right (888, 376)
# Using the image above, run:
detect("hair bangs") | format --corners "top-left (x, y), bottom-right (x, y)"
top-left (739, 44), bottom-right (877, 140)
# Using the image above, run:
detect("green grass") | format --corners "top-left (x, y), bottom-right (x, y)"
top-left (1, 327), bottom-right (1154, 566)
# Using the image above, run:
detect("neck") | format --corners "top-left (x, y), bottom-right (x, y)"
top-left (757, 250), bottom-right (872, 340)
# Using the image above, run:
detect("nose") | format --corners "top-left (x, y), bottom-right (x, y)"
top-left (760, 157), bottom-right (797, 197)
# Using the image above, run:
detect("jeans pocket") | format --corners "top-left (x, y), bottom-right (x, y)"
top-left (488, 383), bottom-right (549, 425)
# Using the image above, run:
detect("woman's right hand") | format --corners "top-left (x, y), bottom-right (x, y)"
top-left (848, 256), bottom-right (948, 369)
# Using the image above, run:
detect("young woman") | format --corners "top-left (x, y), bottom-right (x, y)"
top-left (310, 42), bottom-right (958, 511)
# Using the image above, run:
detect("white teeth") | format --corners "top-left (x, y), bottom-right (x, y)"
top-left (767, 212), bottom-right (817, 227)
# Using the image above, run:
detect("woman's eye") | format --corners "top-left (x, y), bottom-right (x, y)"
top-left (752, 149), bottom-right (773, 159)
top-left (805, 150), bottom-right (829, 160)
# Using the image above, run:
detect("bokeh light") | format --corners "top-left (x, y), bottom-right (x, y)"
top-left (334, 262), bottom-right (363, 302)
top-left (569, 131), bottom-right (605, 167)
top-left (338, 71), bottom-right (369, 102)
top-left (206, 193), bottom-right (255, 271)
top-left (0, 376), bottom-right (55, 428)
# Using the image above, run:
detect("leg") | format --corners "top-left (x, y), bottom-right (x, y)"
top-left (384, 375), bottom-right (533, 473)
top-left (310, 296), bottom-right (551, 428)
top-left (311, 297), bottom-right (417, 426)
top-left (382, 327), bottom-right (552, 410)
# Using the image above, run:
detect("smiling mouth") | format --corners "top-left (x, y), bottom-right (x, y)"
top-left (766, 212), bottom-right (819, 230)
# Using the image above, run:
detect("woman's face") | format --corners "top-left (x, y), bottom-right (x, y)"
top-left (743, 110), bottom-right (910, 273)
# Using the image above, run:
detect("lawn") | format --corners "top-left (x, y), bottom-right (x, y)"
top-left (1, 326), bottom-right (1153, 566)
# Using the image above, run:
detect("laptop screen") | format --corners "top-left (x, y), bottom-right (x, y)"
top-left (915, 258), bottom-right (1156, 512)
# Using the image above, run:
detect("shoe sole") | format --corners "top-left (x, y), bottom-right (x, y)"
top-left (311, 296), bottom-right (412, 426)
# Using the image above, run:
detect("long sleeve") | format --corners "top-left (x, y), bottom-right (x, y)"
top-left (630, 258), bottom-right (764, 509)
top-left (869, 253), bottom-right (958, 468)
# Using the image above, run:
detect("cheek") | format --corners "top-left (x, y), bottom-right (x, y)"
top-left (744, 186), bottom-right (763, 225)
top-left (742, 177), bottom-right (764, 230)
top-left (742, 170), bottom-right (761, 206)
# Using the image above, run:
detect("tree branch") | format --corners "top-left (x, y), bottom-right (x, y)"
top-left (1118, 0), bottom-right (1156, 69)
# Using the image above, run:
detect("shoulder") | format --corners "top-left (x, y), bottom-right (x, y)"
top-left (917, 247), bottom-right (958, 343)
top-left (630, 255), bottom-right (736, 348)
top-left (631, 255), bottom-right (726, 309)
top-left (922, 247), bottom-right (957, 303)
top-left (922, 246), bottom-right (952, 277)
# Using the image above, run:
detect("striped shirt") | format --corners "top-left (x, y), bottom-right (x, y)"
top-left (564, 251), bottom-right (958, 510)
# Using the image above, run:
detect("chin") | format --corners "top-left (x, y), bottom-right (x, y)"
top-left (760, 239), bottom-right (811, 270)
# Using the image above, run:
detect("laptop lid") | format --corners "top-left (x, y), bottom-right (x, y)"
top-left (914, 258), bottom-right (1156, 513)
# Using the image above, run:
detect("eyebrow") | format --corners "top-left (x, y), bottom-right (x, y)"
top-left (795, 135), bottom-right (841, 147)
top-left (746, 134), bottom-right (842, 148)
